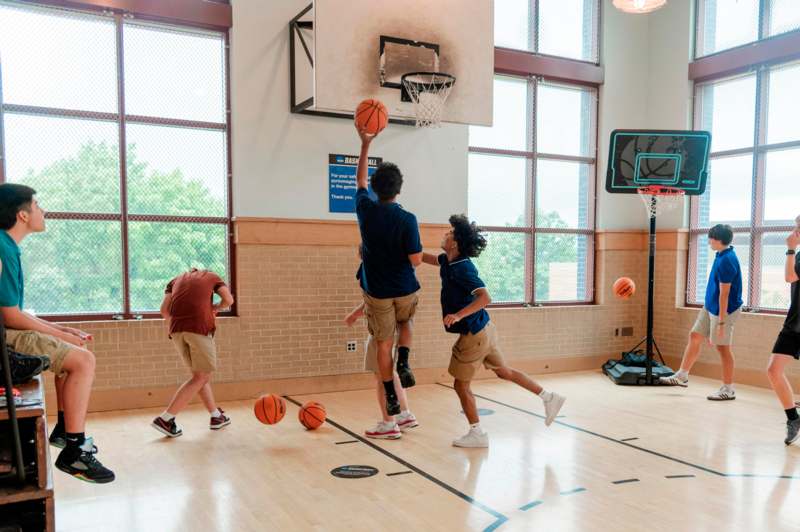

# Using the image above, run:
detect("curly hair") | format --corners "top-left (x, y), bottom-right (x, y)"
top-left (450, 214), bottom-right (487, 258)
top-left (370, 162), bottom-right (403, 201)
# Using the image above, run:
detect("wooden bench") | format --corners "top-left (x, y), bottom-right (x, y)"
top-left (0, 376), bottom-right (54, 531)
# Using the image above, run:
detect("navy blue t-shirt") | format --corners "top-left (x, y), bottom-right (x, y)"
top-left (356, 188), bottom-right (422, 298)
top-left (705, 246), bottom-right (743, 316)
top-left (438, 254), bottom-right (490, 335)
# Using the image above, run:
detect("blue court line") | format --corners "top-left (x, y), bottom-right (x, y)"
top-left (284, 395), bottom-right (509, 532)
top-left (559, 487), bottom-right (587, 496)
top-left (434, 383), bottom-right (800, 481)
top-left (519, 500), bottom-right (543, 511)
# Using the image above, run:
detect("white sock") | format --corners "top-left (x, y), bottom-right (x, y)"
top-left (210, 409), bottom-right (222, 418)
top-left (160, 412), bottom-right (175, 422)
top-left (676, 370), bottom-right (689, 380)
top-left (400, 410), bottom-right (410, 416)
top-left (470, 422), bottom-right (481, 431)
top-left (538, 390), bottom-right (552, 402)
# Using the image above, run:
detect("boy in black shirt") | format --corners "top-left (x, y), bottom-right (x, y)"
top-left (767, 218), bottom-right (800, 445)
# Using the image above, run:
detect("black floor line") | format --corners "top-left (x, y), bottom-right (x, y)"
top-left (435, 382), bottom-right (800, 480)
top-left (284, 395), bottom-right (509, 532)
top-left (665, 475), bottom-right (696, 479)
top-left (334, 440), bottom-right (359, 445)
top-left (386, 470), bottom-right (414, 477)
top-left (620, 437), bottom-right (639, 442)
top-left (612, 478), bottom-right (640, 485)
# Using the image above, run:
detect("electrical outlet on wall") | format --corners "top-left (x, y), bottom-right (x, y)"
top-left (346, 341), bottom-right (357, 352)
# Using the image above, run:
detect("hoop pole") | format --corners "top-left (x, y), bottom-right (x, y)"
top-left (646, 201), bottom-right (657, 384)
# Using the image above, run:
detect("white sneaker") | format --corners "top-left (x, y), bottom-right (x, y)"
top-left (365, 421), bottom-right (401, 439)
top-left (452, 428), bottom-right (489, 448)
top-left (396, 412), bottom-right (419, 432)
top-left (659, 373), bottom-right (689, 387)
top-left (707, 386), bottom-right (736, 401)
top-left (543, 393), bottom-right (565, 427)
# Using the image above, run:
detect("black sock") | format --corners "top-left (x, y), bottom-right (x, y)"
top-left (383, 380), bottom-right (397, 400)
top-left (786, 408), bottom-right (799, 421)
top-left (397, 347), bottom-right (410, 366)
top-left (55, 411), bottom-right (65, 432)
top-left (65, 432), bottom-right (85, 453)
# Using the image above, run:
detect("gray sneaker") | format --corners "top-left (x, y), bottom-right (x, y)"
top-left (659, 373), bottom-right (688, 387)
top-left (785, 418), bottom-right (800, 446)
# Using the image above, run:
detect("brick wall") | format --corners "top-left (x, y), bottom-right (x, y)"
top-left (43, 221), bottom-right (652, 408)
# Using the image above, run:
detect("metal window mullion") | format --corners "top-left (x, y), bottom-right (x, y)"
top-left (223, 30), bottom-right (236, 316)
top-left (758, 0), bottom-right (770, 40)
top-left (115, 14), bottom-right (132, 319)
top-left (530, 0), bottom-right (539, 54)
top-left (125, 113), bottom-right (226, 131)
top-left (750, 66), bottom-right (769, 310)
top-left (526, 75), bottom-right (537, 305)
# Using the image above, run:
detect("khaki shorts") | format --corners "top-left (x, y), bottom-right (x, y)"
top-left (362, 291), bottom-right (418, 341)
top-left (448, 322), bottom-right (506, 381)
top-left (171, 332), bottom-right (217, 372)
top-left (364, 333), bottom-right (400, 373)
top-left (691, 307), bottom-right (741, 346)
top-left (5, 329), bottom-right (72, 378)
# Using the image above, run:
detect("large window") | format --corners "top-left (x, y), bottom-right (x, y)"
top-left (468, 76), bottom-right (596, 305)
top-left (689, 60), bottom-right (800, 312)
top-left (696, 0), bottom-right (800, 57)
top-left (494, 0), bottom-right (600, 63)
top-left (0, 2), bottom-right (231, 318)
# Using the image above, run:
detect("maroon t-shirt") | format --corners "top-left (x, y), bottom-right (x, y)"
top-left (165, 270), bottom-right (226, 336)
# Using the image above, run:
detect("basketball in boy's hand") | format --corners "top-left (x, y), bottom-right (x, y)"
top-left (355, 99), bottom-right (388, 136)
top-left (613, 277), bottom-right (636, 299)
top-left (254, 394), bottom-right (286, 425)
top-left (298, 401), bottom-right (326, 430)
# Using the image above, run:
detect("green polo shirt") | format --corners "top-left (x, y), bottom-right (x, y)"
top-left (0, 231), bottom-right (24, 309)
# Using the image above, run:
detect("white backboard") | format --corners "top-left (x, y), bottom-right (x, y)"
top-left (311, 0), bottom-right (494, 126)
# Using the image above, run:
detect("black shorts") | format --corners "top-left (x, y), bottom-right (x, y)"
top-left (773, 330), bottom-right (800, 359)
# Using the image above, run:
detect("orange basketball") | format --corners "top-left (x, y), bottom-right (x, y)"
top-left (355, 99), bottom-right (388, 135)
top-left (298, 401), bottom-right (326, 430)
top-left (613, 277), bottom-right (636, 299)
top-left (254, 394), bottom-right (286, 425)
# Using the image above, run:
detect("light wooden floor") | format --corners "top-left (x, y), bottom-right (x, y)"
top-left (51, 371), bottom-right (800, 532)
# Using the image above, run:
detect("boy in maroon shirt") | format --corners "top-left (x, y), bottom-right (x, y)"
top-left (151, 268), bottom-right (234, 437)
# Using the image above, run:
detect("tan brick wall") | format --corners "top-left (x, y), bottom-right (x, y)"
top-left (41, 224), bottom-right (651, 405)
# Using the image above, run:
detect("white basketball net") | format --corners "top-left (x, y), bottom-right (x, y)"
top-left (638, 186), bottom-right (685, 218)
top-left (401, 72), bottom-right (456, 128)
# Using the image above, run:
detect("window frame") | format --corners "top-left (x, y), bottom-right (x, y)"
top-left (469, 75), bottom-right (598, 307)
top-left (687, 60), bottom-right (800, 314)
top-left (0, 3), bottom-right (235, 321)
top-left (494, 0), bottom-right (602, 66)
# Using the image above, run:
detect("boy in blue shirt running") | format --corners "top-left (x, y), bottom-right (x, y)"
top-left (421, 215), bottom-right (565, 447)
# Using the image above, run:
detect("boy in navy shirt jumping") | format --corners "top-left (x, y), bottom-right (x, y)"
top-left (422, 215), bottom-right (565, 447)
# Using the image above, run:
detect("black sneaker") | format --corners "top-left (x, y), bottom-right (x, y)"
top-left (49, 431), bottom-right (99, 453)
top-left (0, 350), bottom-right (44, 385)
top-left (385, 393), bottom-right (401, 416)
top-left (151, 416), bottom-right (183, 438)
top-left (55, 443), bottom-right (115, 484)
top-left (396, 362), bottom-right (416, 389)
top-left (786, 418), bottom-right (800, 446)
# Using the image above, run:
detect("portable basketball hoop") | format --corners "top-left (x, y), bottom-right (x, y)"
top-left (401, 72), bottom-right (456, 128)
top-left (604, 130), bottom-right (711, 386)
top-left (637, 185), bottom-right (685, 219)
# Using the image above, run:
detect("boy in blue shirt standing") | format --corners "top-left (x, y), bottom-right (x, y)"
top-left (660, 224), bottom-right (743, 400)
top-left (422, 215), bottom-right (565, 447)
